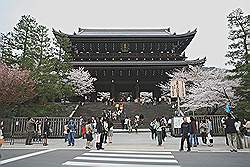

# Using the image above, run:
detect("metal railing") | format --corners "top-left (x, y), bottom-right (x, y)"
top-left (1, 115), bottom-right (225, 144)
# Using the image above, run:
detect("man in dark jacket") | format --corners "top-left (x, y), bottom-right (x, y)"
top-left (225, 113), bottom-right (237, 152)
top-left (190, 117), bottom-right (198, 147)
top-left (43, 117), bottom-right (50, 146)
top-left (179, 117), bottom-right (191, 152)
top-left (96, 117), bottom-right (105, 150)
top-left (25, 117), bottom-right (35, 145)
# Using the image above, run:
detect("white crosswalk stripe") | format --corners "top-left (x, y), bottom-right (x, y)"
top-left (62, 150), bottom-right (180, 167)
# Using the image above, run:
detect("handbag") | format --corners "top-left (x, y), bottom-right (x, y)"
top-left (0, 138), bottom-right (4, 144)
top-left (207, 133), bottom-right (213, 144)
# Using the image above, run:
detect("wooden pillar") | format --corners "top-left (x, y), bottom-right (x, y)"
top-left (135, 81), bottom-right (140, 100)
top-left (110, 80), bottom-right (115, 100)
top-left (153, 89), bottom-right (161, 99)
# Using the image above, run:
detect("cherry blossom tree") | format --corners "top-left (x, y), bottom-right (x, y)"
top-left (159, 66), bottom-right (240, 113)
top-left (67, 67), bottom-right (97, 96)
top-left (0, 64), bottom-right (36, 106)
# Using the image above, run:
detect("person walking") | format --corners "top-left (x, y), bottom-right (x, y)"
top-left (155, 118), bottom-right (163, 146)
top-left (103, 118), bottom-right (108, 143)
top-left (206, 117), bottom-right (213, 147)
top-left (134, 118), bottom-right (139, 133)
top-left (128, 117), bottom-right (133, 133)
top-left (179, 117), bottom-right (191, 152)
top-left (221, 116), bottom-right (229, 146)
top-left (37, 120), bottom-right (42, 142)
top-left (25, 117), bottom-right (35, 145)
top-left (161, 116), bottom-right (167, 141)
top-left (63, 121), bottom-right (69, 142)
top-left (235, 118), bottom-right (243, 149)
top-left (43, 117), bottom-right (50, 146)
top-left (67, 118), bottom-right (76, 146)
top-left (124, 117), bottom-right (129, 130)
top-left (107, 118), bottom-right (114, 143)
top-left (241, 119), bottom-right (248, 148)
top-left (149, 119), bottom-right (157, 140)
top-left (33, 119), bottom-right (39, 142)
top-left (0, 121), bottom-right (4, 148)
top-left (190, 117), bottom-right (198, 147)
top-left (199, 120), bottom-right (207, 145)
top-left (96, 117), bottom-right (105, 150)
top-left (85, 119), bottom-right (93, 149)
top-left (225, 113), bottom-right (238, 152)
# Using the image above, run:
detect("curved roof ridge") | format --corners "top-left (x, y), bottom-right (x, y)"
top-left (69, 28), bottom-right (196, 37)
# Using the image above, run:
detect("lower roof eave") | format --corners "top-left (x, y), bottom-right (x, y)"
top-left (69, 58), bottom-right (206, 67)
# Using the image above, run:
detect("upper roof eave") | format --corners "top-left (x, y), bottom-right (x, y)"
top-left (65, 29), bottom-right (197, 39)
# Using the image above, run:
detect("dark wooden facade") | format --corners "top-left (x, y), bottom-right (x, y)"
top-left (57, 29), bottom-right (206, 100)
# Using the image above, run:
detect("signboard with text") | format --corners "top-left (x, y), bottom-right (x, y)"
top-left (170, 80), bottom-right (186, 98)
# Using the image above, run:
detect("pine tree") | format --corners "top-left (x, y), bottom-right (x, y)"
top-left (226, 8), bottom-right (250, 117)
top-left (0, 15), bottom-right (74, 103)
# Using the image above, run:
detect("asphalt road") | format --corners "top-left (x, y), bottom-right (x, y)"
top-left (0, 149), bottom-right (250, 167)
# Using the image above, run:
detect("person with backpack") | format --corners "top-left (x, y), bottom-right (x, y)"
top-left (225, 113), bottom-right (238, 152)
top-left (26, 117), bottom-right (35, 145)
top-left (67, 118), bottom-right (76, 146)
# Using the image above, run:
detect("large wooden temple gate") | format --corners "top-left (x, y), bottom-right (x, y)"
top-left (54, 28), bottom-right (206, 101)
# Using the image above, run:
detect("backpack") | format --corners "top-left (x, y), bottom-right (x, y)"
top-left (68, 121), bottom-right (76, 131)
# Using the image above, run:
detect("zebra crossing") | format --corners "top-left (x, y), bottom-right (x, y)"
top-left (62, 150), bottom-right (180, 167)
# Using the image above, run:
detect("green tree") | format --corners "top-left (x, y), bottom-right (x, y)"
top-left (226, 8), bottom-right (250, 118)
top-left (0, 15), bottom-right (73, 104)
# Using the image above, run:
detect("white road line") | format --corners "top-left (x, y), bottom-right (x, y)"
top-left (62, 161), bottom-right (180, 167)
top-left (74, 156), bottom-right (178, 163)
top-left (83, 152), bottom-right (175, 158)
top-left (0, 149), bottom-right (57, 165)
top-left (0, 148), bottom-right (48, 150)
top-left (90, 150), bottom-right (172, 155)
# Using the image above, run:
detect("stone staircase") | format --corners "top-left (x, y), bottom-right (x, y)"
top-left (76, 102), bottom-right (174, 128)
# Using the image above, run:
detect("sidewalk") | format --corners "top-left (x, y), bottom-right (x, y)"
top-left (1, 132), bottom-right (250, 152)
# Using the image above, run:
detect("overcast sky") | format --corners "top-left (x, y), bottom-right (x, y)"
top-left (1, 0), bottom-right (249, 68)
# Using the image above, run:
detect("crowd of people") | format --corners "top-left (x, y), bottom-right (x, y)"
top-left (0, 111), bottom-right (249, 152)
top-left (221, 113), bottom-right (250, 152)
top-left (100, 95), bottom-right (172, 106)
top-left (149, 114), bottom-right (250, 152)
top-left (63, 116), bottom-right (114, 150)
top-left (25, 117), bottom-right (51, 146)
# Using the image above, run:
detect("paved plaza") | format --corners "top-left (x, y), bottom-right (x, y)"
top-left (1, 132), bottom-right (250, 167)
